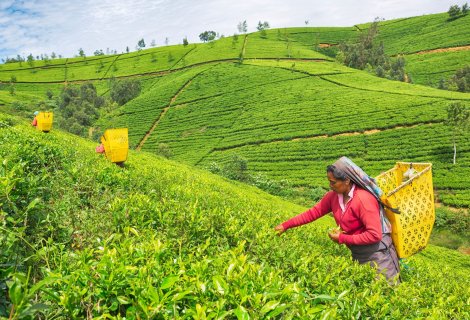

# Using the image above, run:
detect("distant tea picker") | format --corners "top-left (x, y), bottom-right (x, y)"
top-left (32, 111), bottom-right (53, 132)
top-left (95, 128), bottom-right (129, 167)
top-left (275, 157), bottom-right (401, 283)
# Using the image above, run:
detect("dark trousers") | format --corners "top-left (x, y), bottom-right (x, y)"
top-left (349, 234), bottom-right (400, 283)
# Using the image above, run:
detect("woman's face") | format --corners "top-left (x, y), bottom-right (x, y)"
top-left (327, 171), bottom-right (350, 194)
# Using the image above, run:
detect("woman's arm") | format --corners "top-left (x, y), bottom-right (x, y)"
top-left (278, 191), bottom-right (334, 233)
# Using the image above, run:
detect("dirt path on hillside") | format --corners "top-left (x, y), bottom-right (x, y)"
top-left (412, 45), bottom-right (470, 55)
top-left (318, 43), bottom-right (338, 48)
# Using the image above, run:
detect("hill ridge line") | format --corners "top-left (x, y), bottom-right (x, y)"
top-left (1, 58), bottom-right (331, 84)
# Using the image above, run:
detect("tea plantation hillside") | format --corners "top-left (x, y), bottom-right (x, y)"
top-left (285, 12), bottom-right (470, 86)
top-left (1, 114), bottom-right (469, 319)
top-left (109, 60), bottom-right (470, 208)
top-left (0, 11), bottom-right (469, 208)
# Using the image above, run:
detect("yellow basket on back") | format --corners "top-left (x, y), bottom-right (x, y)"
top-left (36, 112), bottom-right (53, 132)
top-left (101, 128), bottom-right (128, 163)
top-left (375, 162), bottom-right (435, 258)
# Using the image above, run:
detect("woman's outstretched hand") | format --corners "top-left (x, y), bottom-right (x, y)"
top-left (274, 224), bottom-right (285, 236)
top-left (328, 228), bottom-right (343, 244)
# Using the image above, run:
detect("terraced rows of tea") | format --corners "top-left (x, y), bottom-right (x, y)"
top-left (1, 11), bottom-right (469, 209)
top-left (121, 59), bottom-right (470, 207)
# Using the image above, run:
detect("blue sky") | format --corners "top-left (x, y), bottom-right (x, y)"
top-left (0, 0), bottom-right (463, 60)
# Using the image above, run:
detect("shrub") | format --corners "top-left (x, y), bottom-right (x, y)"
top-left (109, 78), bottom-right (142, 105)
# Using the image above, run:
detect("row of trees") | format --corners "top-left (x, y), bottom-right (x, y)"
top-left (2, 52), bottom-right (61, 65)
top-left (4, 19), bottom-right (277, 64)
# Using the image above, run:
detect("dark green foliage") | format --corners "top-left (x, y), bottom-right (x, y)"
top-left (438, 78), bottom-right (448, 90)
top-left (431, 207), bottom-right (470, 249)
top-left (257, 21), bottom-right (270, 38)
top-left (434, 207), bottom-right (470, 234)
top-left (137, 38), bottom-right (146, 50)
top-left (109, 78), bottom-right (142, 105)
top-left (57, 82), bottom-right (106, 137)
top-left (237, 20), bottom-right (248, 33)
top-left (448, 65), bottom-right (470, 92)
top-left (448, 5), bottom-right (461, 19)
top-left (183, 37), bottom-right (189, 46)
top-left (199, 31), bottom-right (217, 43)
top-left (46, 89), bottom-right (53, 100)
top-left (26, 54), bottom-right (34, 67)
top-left (220, 154), bottom-right (250, 182)
top-left (338, 22), bottom-right (408, 82)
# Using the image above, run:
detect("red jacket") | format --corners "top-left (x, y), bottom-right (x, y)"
top-left (282, 187), bottom-right (382, 246)
top-left (32, 117), bottom-right (37, 126)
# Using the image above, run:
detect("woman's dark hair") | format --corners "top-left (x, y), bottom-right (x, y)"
top-left (326, 165), bottom-right (348, 180)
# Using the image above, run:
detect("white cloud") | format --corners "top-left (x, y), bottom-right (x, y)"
top-left (0, 0), bottom-right (462, 60)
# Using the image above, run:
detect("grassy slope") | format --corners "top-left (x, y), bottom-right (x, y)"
top-left (1, 114), bottom-right (469, 318)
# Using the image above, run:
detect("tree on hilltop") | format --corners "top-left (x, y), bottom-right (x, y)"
top-left (256, 21), bottom-right (270, 30)
top-left (199, 31), bottom-right (216, 42)
top-left (237, 20), bottom-right (248, 33)
top-left (78, 48), bottom-right (86, 59)
top-left (447, 4), bottom-right (461, 20)
top-left (27, 53), bottom-right (34, 67)
top-left (463, 3), bottom-right (469, 14)
top-left (137, 38), bottom-right (146, 51)
top-left (183, 37), bottom-right (189, 46)
top-left (257, 21), bottom-right (270, 38)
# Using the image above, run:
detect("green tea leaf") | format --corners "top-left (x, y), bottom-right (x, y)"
top-left (234, 306), bottom-right (250, 320)
top-left (160, 275), bottom-right (178, 290)
top-left (260, 300), bottom-right (279, 315)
